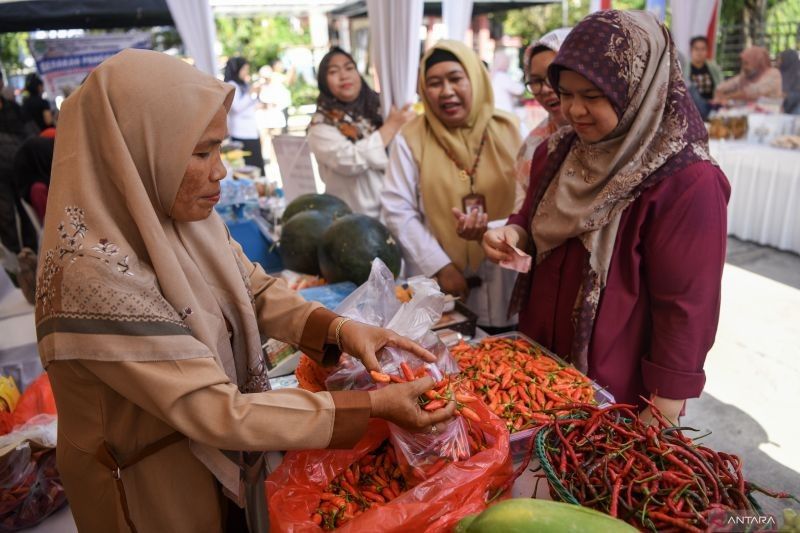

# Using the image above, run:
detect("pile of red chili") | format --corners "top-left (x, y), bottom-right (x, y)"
top-left (312, 440), bottom-right (405, 530)
top-left (537, 403), bottom-right (799, 532)
top-left (311, 419), bottom-right (492, 530)
top-left (451, 337), bottom-right (597, 432)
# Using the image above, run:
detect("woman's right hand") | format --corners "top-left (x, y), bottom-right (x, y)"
top-left (369, 376), bottom-right (456, 432)
top-left (435, 263), bottom-right (469, 299)
top-left (483, 226), bottom-right (523, 264)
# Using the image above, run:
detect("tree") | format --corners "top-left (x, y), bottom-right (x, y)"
top-left (0, 32), bottom-right (29, 75)
top-left (215, 16), bottom-right (310, 70)
top-left (503, 0), bottom-right (646, 45)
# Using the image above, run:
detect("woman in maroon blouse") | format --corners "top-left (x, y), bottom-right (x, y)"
top-left (483, 10), bottom-right (730, 424)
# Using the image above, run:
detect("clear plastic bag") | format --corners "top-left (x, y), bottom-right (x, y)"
top-left (324, 260), bottom-right (458, 391)
top-left (0, 412), bottom-right (64, 531)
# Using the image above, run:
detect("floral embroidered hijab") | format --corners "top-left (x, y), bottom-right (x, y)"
top-left (310, 47), bottom-right (383, 142)
top-left (510, 10), bottom-right (711, 372)
top-left (35, 49), bottom-right (270, 502)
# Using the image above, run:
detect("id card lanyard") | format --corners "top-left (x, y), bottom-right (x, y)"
top-left (442, 130), bottom-right (488, 215)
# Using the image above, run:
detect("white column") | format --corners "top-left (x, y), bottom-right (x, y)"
top-left (442, 0), bottom-right (474, 42)
top-left (366, 0), bottom-right (424, 115)
top-left (165, 0), bottom-right (218, 76)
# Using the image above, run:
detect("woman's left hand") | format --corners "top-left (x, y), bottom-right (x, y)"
top-left (452, 207), bottom-right (489, 241)
top-left (639, 395), bottom-right (684, 426)
top-left (331, 319), bottom-right (437, 372)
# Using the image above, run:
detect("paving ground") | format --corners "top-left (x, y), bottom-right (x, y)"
top-left (683, 238), bottom-right (800, 523)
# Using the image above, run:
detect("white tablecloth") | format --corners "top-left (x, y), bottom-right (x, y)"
top-left (709, 140), bottom-right (800, 255)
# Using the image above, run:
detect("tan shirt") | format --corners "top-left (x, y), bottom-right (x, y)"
top-left (48, 262), bottom-right (371, 532)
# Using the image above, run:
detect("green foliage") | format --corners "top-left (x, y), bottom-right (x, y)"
top-left (503, 0), bottom-right (646, 43)
top-left (0, 32), bottom-right (29, 74)
top-left (289, 76), bottom-right (318, 107)
top-left (215, 16), bottom-right (310, 71)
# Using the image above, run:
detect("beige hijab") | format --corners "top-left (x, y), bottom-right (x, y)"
top-left (35, 49), bottom-right (268, 502)
top-left (404, 40), bottom-right (520, 272)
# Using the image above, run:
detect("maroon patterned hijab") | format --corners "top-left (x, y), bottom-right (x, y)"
top-left (510, 10), bottom-right (712, 372)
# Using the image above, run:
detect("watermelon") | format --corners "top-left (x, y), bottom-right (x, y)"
top-left (282, 193), bottom-right (351, 224)
top-left (279, 211), bottom-right (332, 275)
top-left (318, 214), bottom-right (401, 285)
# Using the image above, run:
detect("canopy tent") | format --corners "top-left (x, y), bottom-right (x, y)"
top-left (0, 0), bottom-right (173, 32)
top-left (0, 0), bottom-right (218, 76)
top-left (331, 0), bottom-right (553, 18)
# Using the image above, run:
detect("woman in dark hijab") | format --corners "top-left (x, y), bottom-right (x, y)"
top-left (307, 47), bottom-right (415, 217)
top-left (22, 73), bottom-right (53, 132)
top-left (484, 10), bottom-right (730, 424)
top-left (779, 49), bottom-right (800, 114)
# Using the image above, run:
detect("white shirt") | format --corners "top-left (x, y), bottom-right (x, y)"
top-left (491, 71), bottom-right (525, 113)
top-left (227, 81), bottom-right (260, 140)
top-left (382, 133), bottom-right (517, 327)
top-left (306, 120), bottom-right (388, 219)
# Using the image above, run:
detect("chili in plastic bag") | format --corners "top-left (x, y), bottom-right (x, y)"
top-left (266, 398), bottom-right (512, 532)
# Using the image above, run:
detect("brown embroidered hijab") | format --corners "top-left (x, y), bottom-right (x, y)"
top-left (511, 10), bottom-right (712, 372)
top-left (35, 49), bottom-right (270, 501)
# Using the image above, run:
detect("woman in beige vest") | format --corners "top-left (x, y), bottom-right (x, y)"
top-left (35, 49), bottom-right (454, 532)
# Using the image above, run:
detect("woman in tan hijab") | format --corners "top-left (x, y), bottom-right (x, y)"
top-left (35, 49), bottom-right (454, 532)
top-left (381, 41), bottom-right (521, 331)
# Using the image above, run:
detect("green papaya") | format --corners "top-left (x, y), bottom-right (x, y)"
top-left (455, 499), bottom-right (638, 533)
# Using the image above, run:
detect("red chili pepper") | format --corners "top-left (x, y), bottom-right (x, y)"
top-left (424, 399), bottom-right (446, 411)
top-left (400, 362), bottom-right (415, 382)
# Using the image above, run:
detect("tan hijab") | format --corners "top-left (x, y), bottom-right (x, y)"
top-left (35, 49), bottom-right (268, 501)
top-left (404, 40), bottom-right (520, 272)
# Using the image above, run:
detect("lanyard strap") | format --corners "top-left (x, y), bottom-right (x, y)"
top-left (94, 431), bottom-right (184, 533)
top-left (441, 130), bottom-right (488, 193)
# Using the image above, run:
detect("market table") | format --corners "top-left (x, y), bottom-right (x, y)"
top-left (709, 139), bottom-right (800, 255)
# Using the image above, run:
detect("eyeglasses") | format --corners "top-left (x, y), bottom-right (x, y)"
top-left (525, 77), bottom-right (552, 95)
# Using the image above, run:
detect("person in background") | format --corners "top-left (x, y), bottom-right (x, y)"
top-left (483, 10), bottom-right (730, 424)
top-left (307, 47), bottom-right (415, 218)
top-left (14, 135), bottom-right (54, 223)
top-left (382, 41), bottom-right (521, 332)
top-left (778, 49), bottom-right (800, 114)
top-left (258, 65), bottom-right (291, 134)
top-left (684, 36), bottom-right (723, 120)
top-left (514, 28), bottom-right (571, 211)
top-left (271, 59), bottom-right (296, 133)
top-left (37, 49), bottom-right (454, 532)
top-left (223, 57), bottom-right (265, 175)
top-left (1, 72), bottom-right (37, 254)
top-left (714, 46), bottom-right (782, 105)
top-left (22, 73), bottom-right (54, 132)
top-left (490, 50), bottom-right (525, 114)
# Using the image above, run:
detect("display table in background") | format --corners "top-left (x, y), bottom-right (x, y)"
top-left (709, 140), bottom-right (800, 255)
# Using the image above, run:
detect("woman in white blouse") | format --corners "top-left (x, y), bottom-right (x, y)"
top-left (224, 57), bottom-right (265, 175)
top-left (307, 47), bottom-right (415, 218)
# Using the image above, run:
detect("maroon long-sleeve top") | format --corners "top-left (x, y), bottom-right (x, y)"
top-left (507, 144), bottom-right (731, 409)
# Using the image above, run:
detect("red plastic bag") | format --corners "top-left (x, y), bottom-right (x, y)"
top-left (0, 374), bottom-right (56, 436)
top-left (266, 398), bottom-right (512, 532)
